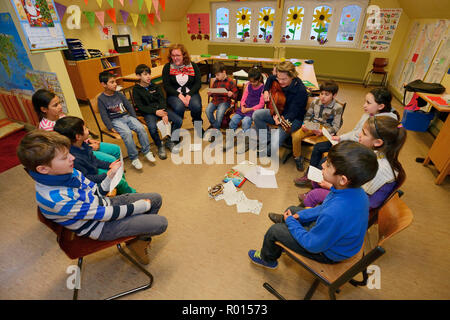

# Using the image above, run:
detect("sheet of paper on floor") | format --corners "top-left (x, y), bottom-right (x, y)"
top-left (244, 166), bottom-right (278, 188)
top-left (214, 181), bottom-right (262, 215)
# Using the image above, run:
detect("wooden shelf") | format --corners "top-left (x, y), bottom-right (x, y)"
top-left (103, 66), bottom-right (120, 71)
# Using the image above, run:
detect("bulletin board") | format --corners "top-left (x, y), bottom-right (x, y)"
top-left (360, 8), bottom-right (402, 52)
top-left (25, 70), bottom-right (68, 113)
top-left (10, 0), bottom-right (67, 53)
top-left (187, 13), bottom-right (210, 35)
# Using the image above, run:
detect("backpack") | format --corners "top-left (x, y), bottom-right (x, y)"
top-left (403, 80), bottom-right (446, 105)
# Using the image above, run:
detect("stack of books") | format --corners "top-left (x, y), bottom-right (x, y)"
top-left (63, 38), bottom-right (88, 61)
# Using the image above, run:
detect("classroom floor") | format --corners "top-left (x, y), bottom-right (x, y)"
top-left (1, 82), bottom-right (449, 300)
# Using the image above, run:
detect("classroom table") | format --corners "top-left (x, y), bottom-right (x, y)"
top-left (418, 91), bottom-right (450, 185)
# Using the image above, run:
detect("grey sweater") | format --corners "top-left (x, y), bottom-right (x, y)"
top-left (97, 92), bottom-right (137, 130)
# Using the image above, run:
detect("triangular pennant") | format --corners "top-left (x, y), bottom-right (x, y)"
top-left (95, 11), bottom-right (105, 26)
top-left (130, 12), bottom-right (139, 26)
top-left (139, 14), bottom-right (147, 26)
top-left (84, 0), bottom-right (89, 5)
top-left (83, 11), bottom-right (96, 27)
top-left (54, 2), bottom-right (67, 21)
top-left (96, 0), bottom-right (102, 8)
top-left (155, 10), bottom-right (161, 23)
top-left (144, 0), bottom-right (152, 13)
top-left (159, 0), bottom-right (165, 11)
top-left (106, 0), bottom-right (114, 8)
top-left (129, 0), bottom-right (133, 4)
top-left (106, 8), bottom-right (116, 23)
top-left (153, 0), bottom-right (159, 15)
top-left (137, 0), bottom-right (144, 11)
top-left (120, 10), bottom-right (129, 23)
top-left (147, 13), bottom-right (154, 25)
top-left (119, 0), bottom-right (124, 6)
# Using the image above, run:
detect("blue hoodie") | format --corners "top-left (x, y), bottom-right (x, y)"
top-left (285, 187), bottom-right (369, 262)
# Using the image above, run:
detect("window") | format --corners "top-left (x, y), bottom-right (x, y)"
top-left (216, 7), bottom-right (229, 38)
top-left (284, 6), bottom-right (304, 41)
top-left (310, 5), bottom-right (333, 44)
top-left (258, 7), bottom-right (275, 41)
top-left (236, 7), bottom-right (252, 39)
top-left (336, 5), bottom-right (362, 42)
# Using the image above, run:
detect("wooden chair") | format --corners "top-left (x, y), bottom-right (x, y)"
top-left (37, 207), bottom-right (153, 300)
top-left (207, 77), bottom-right (239, 129)
top-left (263, 192), bottom-right (413, 300)
top-left (363, 58), bottom-right (389, 88)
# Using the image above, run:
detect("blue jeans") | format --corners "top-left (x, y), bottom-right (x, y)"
top-left (111, 115), bottom-right (150, 160)
top-left (143, 110), bottom-right (183, 147)
top-left (206, 102), bottom-right (229, 129)
top-left (229, 113), bottom-right (253, 132)
top-left (97, 193), bottom-right (167, 241)
top-left (167, 93), bottom-right (203, 136)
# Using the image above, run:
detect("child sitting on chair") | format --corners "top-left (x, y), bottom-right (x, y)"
top-left (54, 116), bottom-right (136, 195)
top-left (17, 130), bottom-right (168, 265)
top-left (291, 80), bottom-right (344, 171)
top-left (205, 62), bottom-right (238, 139)
top-left (97, 71), bottom-right (155, 170)
top-left (248, 141), bottom-right (378, 268)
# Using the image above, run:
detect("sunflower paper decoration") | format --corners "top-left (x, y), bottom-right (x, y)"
top-left (259, 8), bottom-right (274, 29)
top-left (312, 6), bottom-right (332, 28)
top-left (287, 7), bottom-right (304, 26)
top-left (236, 8), bottom-right (251, 27)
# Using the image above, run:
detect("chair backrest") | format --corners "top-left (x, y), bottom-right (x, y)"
top-left (376, 193), bottom-right (413, 247)
top-left (373, 58), bottom-right (388, 68)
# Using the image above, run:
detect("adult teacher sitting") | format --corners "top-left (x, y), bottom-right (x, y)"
top-left (252, 61), bottom-right (308, 161)
top-left (163, 43), bottom-right (204, 139)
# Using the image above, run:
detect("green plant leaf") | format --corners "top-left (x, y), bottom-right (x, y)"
top-left (260, 27), bottom-right (266, 32)
top-left (242, 28), bottom-right (249, 32)
top-left (289, 28), bottom-right (295, 33)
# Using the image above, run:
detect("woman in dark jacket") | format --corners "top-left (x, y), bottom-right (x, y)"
top-left (253, 61), bottom-right (308, 157)
top-left (162, 43), bottom-right (203, 137)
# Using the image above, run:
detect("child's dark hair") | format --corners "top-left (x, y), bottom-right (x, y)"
top-left (212, 62), bottom-right (226, 75)
top-left (327, 141), bottom-right (378, 188)
top-left (369, 87), bottom-right (400, 118)
top-left (17, 130), bottom-right (71, 173)
top-left (98, 71), bottom-right (115, 84)
top-left (32, 89), bottom-right (56, 120)
top-left (367, 116), bottom-right (407, 187)
top-left (248, 67), bottom-right (263, 83)
top-left (135, 64), bottom-right (151, 75)
top-left (320, 80), bottom-right (339, 95)
top-left (53, 116), bottom-right (85, 143)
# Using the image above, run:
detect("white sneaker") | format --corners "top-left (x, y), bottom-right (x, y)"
top-left (131, 158), bottom-right (143, 170)
top-left (144, 151), bottom-right (156, 162)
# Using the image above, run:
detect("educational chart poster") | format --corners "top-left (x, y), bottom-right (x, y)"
top-left (10, 0), bottom-right (67, 53)
top-left (361, 8), bottom-right (402, 52)
top-left (25, 70), bottom-right (68, 113)
top-left (187, 13), bottom-right (210, 35)
top-left (0, 13), bottom-right (34, 92)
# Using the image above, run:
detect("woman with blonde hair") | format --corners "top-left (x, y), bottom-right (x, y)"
top-left (162, 44), bottom-right (203, 142)
top-left (252, 61), bottom-right (308, 157)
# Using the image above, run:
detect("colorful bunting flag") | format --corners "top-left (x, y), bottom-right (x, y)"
top-left (84, 0), bottom-right (89, 5)
top-left (153, 0), bottom-right (159, 15)
top-left (106, 0), bottom-right (114, 8)
top-left (145, 0), bottom-right (152, 13)
top-left (130, 12), bottom-right (139, 26)
top-left (159, 0), bottom-right (165, 11)
top-left (54, 2), bottom-right (67, 21)
top-left (84, 11), bottom-right (96, 27)
top-left (155, 10), bottom-right (161, 23)
top-left (95, 11), bottom-right (105, 26)
top-left (137, 0), bottom-right (144, 11)
top-left (120, 10), bottom-right (129, 23)
top-left (106, 8), bottom-right (116, 23)
top-left (147, 13), bottom-right (154, 25)
top-left (119, 0), bottom-right (124, 6)
top-left (96, 0), bottom-right (102, 8)
top-left (139, 13), bottom-right (147, 26)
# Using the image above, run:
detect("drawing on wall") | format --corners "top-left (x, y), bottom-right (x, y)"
top-left (99, 25), bottom-right (113, 40)
top-left (361, 8), bottom-right (402, 52)
top-left (0, 13), bottom-right (34, 92)
top-left (425, 33), bottom-right (450, 83)
top-left (187, 13), bottom-right (210, 40)
top-left (25, 70), bottom-right (68, 113)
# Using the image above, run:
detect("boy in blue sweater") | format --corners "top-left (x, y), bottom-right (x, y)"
top-left (248, 141), bottom-right (378, 268)
top-left (54, 116), bottom-right (135, 195)
top-left (17, 130), bottom-right (168, 265)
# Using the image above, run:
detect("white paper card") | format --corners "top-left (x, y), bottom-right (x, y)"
top-left (157, 120), bottom-right (171, 138)
top-left (322, 127), bottom-right (338, 145)
top-left (109, 152), bottom-right (124, 192)
top-left (232, 160), bottom-right (257, 176)
top-left (207, 87), bottom-right (228, 94)
top-left (245, 166), bottom-right (278, 188)
top-left (307, 166), bottom-right (323, 183)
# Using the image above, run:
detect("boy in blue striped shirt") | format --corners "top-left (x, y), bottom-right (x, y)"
top-left (17, 130), bottom-right (167, 265)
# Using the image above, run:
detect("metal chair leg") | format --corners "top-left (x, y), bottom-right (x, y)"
top-left (73, 257), bottom-right (83, 300)
top-left (263, 282), bottom-right (286, 300)
top-left (304, 278), bottom-right (320, 300)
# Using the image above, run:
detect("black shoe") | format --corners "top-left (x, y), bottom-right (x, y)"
top-left (294, 156), bottom-right (304, 171)
top-left (237, 137), bottom-right (250, 154)
top-left (157, 145), bottom-right (167, 160)
top-left (268, 213), bottom-right (284, 224)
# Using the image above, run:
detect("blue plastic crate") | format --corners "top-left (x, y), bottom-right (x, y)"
top-left (401, 109), bottom-right (435, 132)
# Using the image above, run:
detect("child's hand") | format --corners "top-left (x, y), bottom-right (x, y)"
top-left (318, 180), bottom-right (332, 190)
top-left (107, 161), bottom-right (121, 179)
top-left (227, 91), bottom-right (234, 97)
top-left (331, 136), bottom-right (340, 142)
top-left (109, 159), bottom-right (121, 169)
top-left (162, 115), bottom-right (169, 124)
top-left (110, 128), bottom-right (118, 134)
top-left (301, 125), bottom-right (309, 131)
top-left (184, 94), bottom-right (191, 107)
top-left (88, 139), bottom-right (100, 150)
top-left (313, 129), bottom-right (322, 136)
top-left (283, 209), bottom-right (292, 221)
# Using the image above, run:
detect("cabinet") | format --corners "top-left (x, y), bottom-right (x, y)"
top-left (64, 49), bottom-right (169, 101)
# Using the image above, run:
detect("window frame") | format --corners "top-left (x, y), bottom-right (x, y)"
top-left (211, 1), bottom-right (277, 44)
